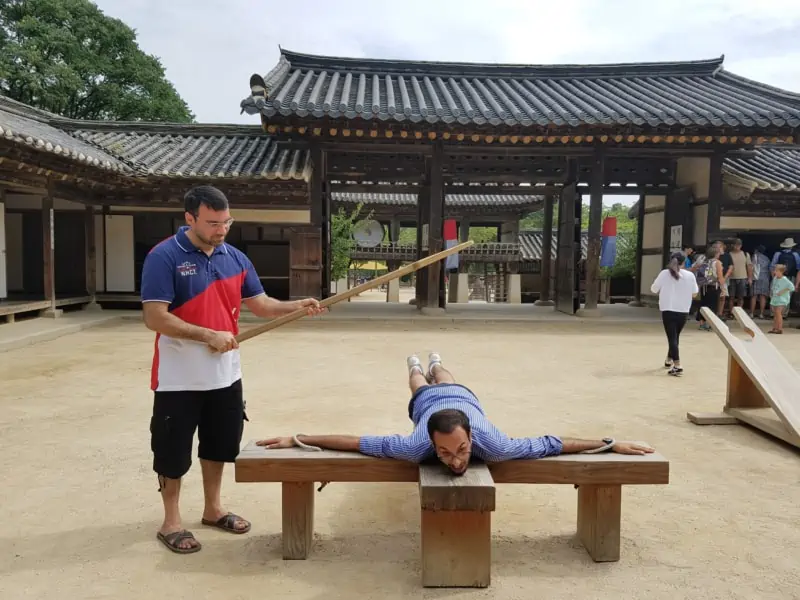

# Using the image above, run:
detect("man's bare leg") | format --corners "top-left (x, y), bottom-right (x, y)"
top-left (200, 460), bottom-right (250, 532)
top-left (159, 476), bottom-right (200, 550)
top-left (408, 355), bottom-right (429, 395)
top-left (428, 352), bottom-right (455, 384)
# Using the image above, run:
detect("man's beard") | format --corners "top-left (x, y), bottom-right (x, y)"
top-left (196, 231), bottom-right (225, 247)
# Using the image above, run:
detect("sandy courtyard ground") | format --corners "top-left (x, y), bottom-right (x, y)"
top-left (0, 318), bottom-right (798, 600)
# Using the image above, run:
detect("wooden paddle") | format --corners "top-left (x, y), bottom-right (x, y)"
top-left (236, 240), bottom-right (474, 343)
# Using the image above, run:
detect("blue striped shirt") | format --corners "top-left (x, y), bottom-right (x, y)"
top-left (358, 383), bottom-right (563, 462)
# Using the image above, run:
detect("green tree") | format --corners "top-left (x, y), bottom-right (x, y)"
top-left (0, 0), bottom-right (193, 121)
top-left (330, 204), bottom-right (370, 281)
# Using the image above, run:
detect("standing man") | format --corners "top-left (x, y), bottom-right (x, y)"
top-left (140, 185), bottom-right (323, 554)
top-left (725, 238), bottom-right (752, 316)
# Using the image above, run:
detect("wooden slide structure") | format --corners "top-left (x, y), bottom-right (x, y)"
top-left (687, 307), bottom-right (800, 449)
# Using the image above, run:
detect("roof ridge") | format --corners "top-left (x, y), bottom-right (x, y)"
top-left (277, 48), bottom-right (726, 78)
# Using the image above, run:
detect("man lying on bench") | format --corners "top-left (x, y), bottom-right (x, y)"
top-left (257, 353), bottom-right (654, 474)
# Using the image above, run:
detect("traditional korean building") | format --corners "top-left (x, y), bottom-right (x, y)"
top-left (241, 49), bottom-right (800, 313)
top-left (2, 50), bottom-right (800, 321)
top-left (629, 144), bottom-right (800, 305)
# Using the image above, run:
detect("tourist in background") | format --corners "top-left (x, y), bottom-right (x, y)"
top-left (749, 245), bottom-right (772, 320)
top-left (695, 245), bottom-right (724, 331)
top-left (651, 252), bottom-right (699, 377)
top-left (725, 238), bottom-right (752, 317)
top-left (769, 264), bottom-right (794, 334)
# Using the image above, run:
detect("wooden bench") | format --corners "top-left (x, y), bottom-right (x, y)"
top-left (235, 441), bottom-right (669, 587)
top-left (689, 307), bottom-right (800, 449)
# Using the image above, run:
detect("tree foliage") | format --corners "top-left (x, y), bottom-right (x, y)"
top-left (330, 204), bottom-right (371, 281)
top-left (0, 0), bottom-right (193, 122)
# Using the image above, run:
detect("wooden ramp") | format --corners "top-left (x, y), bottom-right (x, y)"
top-left (687, 307), bottom-right (800, 449)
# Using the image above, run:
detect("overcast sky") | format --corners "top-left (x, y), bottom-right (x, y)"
top-left (92, 0), bottom-right (800, 206)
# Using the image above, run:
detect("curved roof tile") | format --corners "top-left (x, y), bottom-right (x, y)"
top-left (242, 50), bottom-right (800, 129)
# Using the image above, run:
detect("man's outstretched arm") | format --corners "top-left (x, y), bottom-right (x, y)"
top-left (256, 433), bottom-right (431, 462)
top-left (560, 438), bottom-right (654, 455)
top-left (480, 429), bottom-right (654, 462)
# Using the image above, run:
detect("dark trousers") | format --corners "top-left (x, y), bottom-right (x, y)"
top-left (696, 285), bottom-right (720, 321)
top-left (661, 311), bottom-right (688, 362)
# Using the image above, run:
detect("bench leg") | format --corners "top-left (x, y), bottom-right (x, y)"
top-left (282, 482), bottom-right (314, 560)
top-left (421, 509), bottom-right (491, 588)
top-left (576, 484), bottom-right (621, 562)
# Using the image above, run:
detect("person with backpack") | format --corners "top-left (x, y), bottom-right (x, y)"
top-left (695, 245), bottom-right (725, 331)
top-left (651, 251), bottom-right (699, 377)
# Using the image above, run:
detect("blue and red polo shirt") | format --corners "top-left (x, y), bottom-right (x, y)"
top-left (140, 226), bottom-right (265, 392)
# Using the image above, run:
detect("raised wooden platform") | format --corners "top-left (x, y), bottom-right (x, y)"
top-left (689, 307), bottom-right (800, 449)
top-left (235, 441), bottom-right (669, 587)
top-left (0, 296), bottom-right (91, 323)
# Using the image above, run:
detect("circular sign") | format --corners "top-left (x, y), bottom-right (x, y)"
top-left (352, 219), bottom-right (385, 247)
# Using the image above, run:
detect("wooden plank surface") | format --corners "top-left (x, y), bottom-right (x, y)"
top-left (726, 408), bottom-right (800, 448)
top-left (686, 411), bottom-right (739, 425)
top-left (419, 463), bottom-right (495, 511)
top-left (236, 441), bottom-right (668, 485)
top-left (421, 510), bottom-right (491, 587)
top-left (702, 307), bottom-right (800, 439)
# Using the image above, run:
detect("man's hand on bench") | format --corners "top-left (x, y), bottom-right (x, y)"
top-left (256, 434), bottom-right (361, 452)
top-left (610, 442), bottom-right (655, 455)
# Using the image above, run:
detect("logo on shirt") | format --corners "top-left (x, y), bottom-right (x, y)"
top-left (177, 261), bottom-right (198, 277)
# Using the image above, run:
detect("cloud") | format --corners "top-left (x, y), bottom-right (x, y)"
top-left (91, 0), bottom-right (800, 125)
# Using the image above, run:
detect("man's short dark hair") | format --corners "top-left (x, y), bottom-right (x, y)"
top-left (427, 409), bottom-right (471, 440)
top-left (184, 185), bottom-right (229, 216)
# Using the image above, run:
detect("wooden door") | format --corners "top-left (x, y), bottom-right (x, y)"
top-left (663, 187), bottom-right (694, 263)
top-left (555, 183), bottom-right (579, 314)
top-left (289, 229), bottom-right (322, 299)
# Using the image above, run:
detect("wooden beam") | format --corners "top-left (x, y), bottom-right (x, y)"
top-left (577, 484), bottom-right (622, 562)
top-left (85, 205), bottom-right (97, 299)
top-left (633, 193), bottom-right (646, 305)
top-left (584, 147), bottom-right (605, 310)
top-left (42, 181), bottom-right (56, 314)
top-left (426, 142), bottom-right (445, 309)
top-left (537, 193), bottom-right (555, 305)
top-left (281, 482), bottom-right (314, 559)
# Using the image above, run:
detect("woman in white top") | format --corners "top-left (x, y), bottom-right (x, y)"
top-left (651, 252), bottom-right (699, 376)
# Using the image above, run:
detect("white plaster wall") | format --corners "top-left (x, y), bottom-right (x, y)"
top-left (693, 204), bottom-right (708, 247)
top-left (644, 195), bottom-right (666, 210)
top-left (676, 157), bottom-right (710, 200)
top-left (95, 214), bottom-right (105, 292)
top-left (3, 194), bottom-right (85, 211)
top-left (643, 211), bottom-right (664, 250)
top-left (5, 212), bottom-right (23, 292)
top-left (720, 216), bottom-right (800, 231)
top-left (104, 214), bottom-right (135, 292)
top-left (641, 255), bottom-right (664, 296)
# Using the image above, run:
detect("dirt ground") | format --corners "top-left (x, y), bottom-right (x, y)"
top-left (0, 318), bottom-right (798, 600)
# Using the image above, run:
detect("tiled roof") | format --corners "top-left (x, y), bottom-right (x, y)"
top-left (331, 191), bottom-right (541, 207)
top-left (519, 230), bottom-right (587, 261)
top-left (0, 96), bottom-right (128, 173)
top-left (518, 229), bottom-right (634, 261)
top-left (242, 50), bottom-right (800, 130)
top-left (69, 127), bottom-right (309, 180)
top-left (724, 145), bottom-right (800, 192)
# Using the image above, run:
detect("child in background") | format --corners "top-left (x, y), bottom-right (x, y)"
top-left (769, 264), bottom-right (794, 334)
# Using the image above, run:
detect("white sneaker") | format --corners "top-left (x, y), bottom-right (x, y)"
top-left (407, 355), bottom-right (423, 375)
top-left (427, 352), bottom-right (442, 378)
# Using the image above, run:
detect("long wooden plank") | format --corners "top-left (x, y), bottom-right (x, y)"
top-left (235, 239), bottom-right (474, 343)
top-left (726, 408), bottom-right (800, 448)
top-left (419, 463), bottom-right (495, 511)
top-left (235, 441), bottom-right (669, 485)
top-left (701, 307), bottom-right (800, 439)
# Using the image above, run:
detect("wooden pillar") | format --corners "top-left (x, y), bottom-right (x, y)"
top-left (389, 218), bottom-right (400, 243)
top-left (41, 184), bottom-right (60, 317)
top-left (584, 147), bottom-right (605, 310)
top-left (419, 142), bottom-right (445, 311)
top-left (309, 145), bottom-right (327, 299)
top-left (536, 193), bottom-right (555, 306)
top-left (630, 194), bottom-right (646, 307)
top-left (577, 484), bottom-right (622, 562)
top-left (706, 152), bottom-right (723, 241)
top-left (281, 482), bottom-right (315, 559)
top-left (83, 205), bottom-right (101, 310)
top-left (415, 185), bottom-right (429, 305)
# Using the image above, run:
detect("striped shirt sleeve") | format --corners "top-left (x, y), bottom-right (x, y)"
top-left (477, 426), bottom-right (563, 462)
top-left (358, 434), bottom-right (431, 462)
